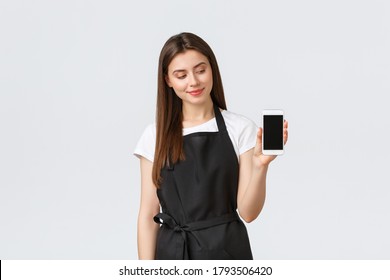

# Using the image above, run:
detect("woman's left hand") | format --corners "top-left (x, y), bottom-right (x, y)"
top-left (253, 120), bottom-right (288, 167)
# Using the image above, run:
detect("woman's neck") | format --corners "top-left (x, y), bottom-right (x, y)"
top-left (182, 100), bottom-right (214, 128)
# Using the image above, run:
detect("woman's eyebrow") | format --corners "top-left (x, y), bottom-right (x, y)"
top-left (172, 62), bottom-right (207, 74)
top-left (193, 62), bottom-right (207, 68)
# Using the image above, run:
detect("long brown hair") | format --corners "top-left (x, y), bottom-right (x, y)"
top-left (152, 32), bottom-right (227, 187)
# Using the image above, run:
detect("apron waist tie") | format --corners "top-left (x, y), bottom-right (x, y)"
top-left (153, 212), bottom-right (240, 260)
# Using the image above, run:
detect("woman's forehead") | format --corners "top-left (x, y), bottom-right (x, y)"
top-left (168, 50), bottom-right (209, 72)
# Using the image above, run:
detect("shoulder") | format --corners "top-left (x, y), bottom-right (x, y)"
top-left (143, 123), bottom-right (157, 137)
top-left (137, 123), bottom-right (157, 144)
top-left (222, 110), bottom-right (258, 155)
top-left (222, 110), bottom-right (258, 132)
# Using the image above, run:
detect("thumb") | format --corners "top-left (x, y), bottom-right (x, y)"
top-left (253, 127), bottom-right (263, 157)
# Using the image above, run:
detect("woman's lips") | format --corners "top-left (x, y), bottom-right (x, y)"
top-left (187, 88), bottom-right (204, 96)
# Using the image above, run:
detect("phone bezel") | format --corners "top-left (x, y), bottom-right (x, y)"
top-left (262, 109), bottom-right (284, 155)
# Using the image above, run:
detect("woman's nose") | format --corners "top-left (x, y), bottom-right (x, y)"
top-left (189, 73), bottom-right (200, 87)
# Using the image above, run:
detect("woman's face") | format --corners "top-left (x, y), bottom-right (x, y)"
top-left (166, 50), bottom-right (213, 107)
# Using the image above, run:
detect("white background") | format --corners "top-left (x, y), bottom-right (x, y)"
top-left (0, 0), bottom-right (389, 259)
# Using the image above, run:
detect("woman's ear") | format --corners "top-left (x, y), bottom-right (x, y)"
top-left (165, 75), bottom-right (172, 88)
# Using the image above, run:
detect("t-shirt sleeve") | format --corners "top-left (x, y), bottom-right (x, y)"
top-left (238, 116), bottom-right (258, 155)
top-left (133, 123), bottom-right (156, 162)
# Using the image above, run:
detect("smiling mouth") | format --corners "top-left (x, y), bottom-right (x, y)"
top-left (187, 88), bottom-right (204, 96)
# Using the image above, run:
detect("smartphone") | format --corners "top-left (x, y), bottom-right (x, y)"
top-left (262, 110), bottom-right (284, 155)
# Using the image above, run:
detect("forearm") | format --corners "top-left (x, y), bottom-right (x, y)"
top-left (238, 163), bottom-right (269, 223)
top-left (137, 214), bottom-right (159, 260)
top-left (137, 157), bottom-right (160, 259)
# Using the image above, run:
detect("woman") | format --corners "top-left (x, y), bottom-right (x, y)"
top-left (134, 32), bottom-right (288, 260)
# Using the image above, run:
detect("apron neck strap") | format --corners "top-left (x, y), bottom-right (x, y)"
top-left (214, 105), bottom-right (227, 132)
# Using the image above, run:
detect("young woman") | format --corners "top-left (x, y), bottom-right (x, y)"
top-left (134, 32), bottom-right (288, 260)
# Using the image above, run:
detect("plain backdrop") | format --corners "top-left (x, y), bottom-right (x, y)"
top-left (1, 0), bottom-right (389, 259)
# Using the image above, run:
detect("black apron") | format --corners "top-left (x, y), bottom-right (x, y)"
top-left (153, 105), bottom-right (253, 260)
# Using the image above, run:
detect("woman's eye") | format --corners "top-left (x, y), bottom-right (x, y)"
top-left (177, 75), bottom-right (187, 79)
top-left (197, 69), bottom-right (205, 74)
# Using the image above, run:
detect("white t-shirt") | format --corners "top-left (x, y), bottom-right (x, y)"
top-left (134, 110), bottom-right (258, 162)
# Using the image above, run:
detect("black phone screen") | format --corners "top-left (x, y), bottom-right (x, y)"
top-left (263, 115), bottom-right (283, 150)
